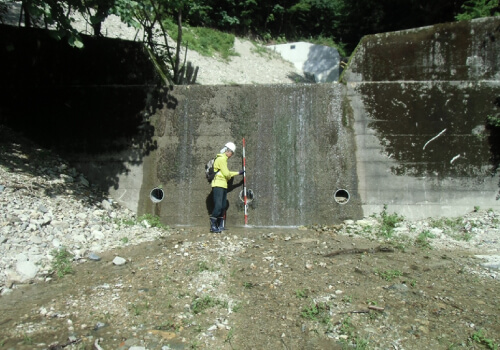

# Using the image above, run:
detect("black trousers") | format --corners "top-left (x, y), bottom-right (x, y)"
top-left (211, 186), bottom-right (227, 218)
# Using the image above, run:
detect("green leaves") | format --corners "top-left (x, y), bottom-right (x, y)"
top-left (456, 0), bottom-right (500, 20)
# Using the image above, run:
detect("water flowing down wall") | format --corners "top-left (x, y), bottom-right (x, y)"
top-left (138, 84), bottom-right (361, 227)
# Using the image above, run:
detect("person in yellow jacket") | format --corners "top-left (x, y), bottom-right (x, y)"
top-left (210, 142), bottom-right (244, 233)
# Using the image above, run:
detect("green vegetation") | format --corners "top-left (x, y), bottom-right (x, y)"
top-left (301, 302), bottom-right (331, 325)
top-left (377, 269), bottom-right (402, 282)
top-left (415, 230), bottom-right (435, 249)
top-left (191, 295), bottom-right (227, 314)
top-left (243, 281), bottom-right (255, 289)
top-left (341, 295), bottom-right (353, 303)
top-left (430, 217), bottom-right (464, 233)
top-left (137, 213), bottom-right (168, 229)
top-left (471, 329), bottom-right (499, 350)
top-left (131, 301), bottom-right (150, 316)
top-left (164, 19), bottom-right (237, 60)
top-left (197, 260), bottom-right (213, 272)
top-left (109, 214), bottom-right (168, 231)
top-left (487, 115), bottom-right (500, 128)
top-left (295, 288), bottom-right (309, 299)
top-left (9, 0), bottom-right (496, 85)
top-left (22, 333), bottom-right (33, 345)
top-left (50, 247), bottom-right (74, 278)
top-left (377, 205), bottom-right (404, 237)
top-left (225, 328), bottom-right (235, 345)
top-left (456, 0), bottom-right (500, 20)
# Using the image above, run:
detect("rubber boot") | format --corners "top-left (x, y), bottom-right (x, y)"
top-left (217, 217), bottom-right (226, 231)
top-left (210, 217), bottom-right (221, 233)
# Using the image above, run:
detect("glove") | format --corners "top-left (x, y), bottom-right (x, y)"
top-left (238, 169), bottom-right (245, 175)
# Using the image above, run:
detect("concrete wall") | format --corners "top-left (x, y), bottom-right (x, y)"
top-left (268, 42), bottom-right (341, 83)
top-left (135, 84), bottom-right (361, 227)
top-left (343, 17), bottom-right (500, 218)
top-left (2, 18), bottom-right (500, 226)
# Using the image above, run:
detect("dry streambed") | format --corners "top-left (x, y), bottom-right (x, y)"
top-left (1, 225), bottom-right (499, 350)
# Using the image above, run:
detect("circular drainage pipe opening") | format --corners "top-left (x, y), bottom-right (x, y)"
top-left (239, 189), bottom-right (255, 204)
top-left (150, 187), bottom-right (164, 203)
top-left (334, 189), bottom-right (350, 205)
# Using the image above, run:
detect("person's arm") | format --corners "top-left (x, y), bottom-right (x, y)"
top-left (218, 157), bottom-right (239, 180)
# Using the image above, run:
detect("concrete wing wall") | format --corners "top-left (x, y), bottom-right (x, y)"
top-left (345, 17), bottom-right (500, 219)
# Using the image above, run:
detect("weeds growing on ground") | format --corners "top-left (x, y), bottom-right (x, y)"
top-left (191, 295), bottom-right (227, 314)
top-left (471, 329), bottom-right (499, 350)
top-left (377, 269), bottom-right (402, 281)
top-left (301, 301), bottom-right (331, 325)
top-left (295, 288), bottom-right (309, 299)
top-left (22, 333), bottom-right (33, 345)
top-left (131, 301), bottom-right (150, 316)
top-left (376, 205), bottom-right (404, 237)
top-left (415, 230), bottom-right (435, 249)
top-left (50, 247), bottom-right (74, 277)
top-left (197, 261), bottom-right (213, 272)
top-left (137, 214), bottom-right (168, 229)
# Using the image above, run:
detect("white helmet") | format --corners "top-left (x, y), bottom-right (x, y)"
top-left (225, 142), bottom-right (236, 152)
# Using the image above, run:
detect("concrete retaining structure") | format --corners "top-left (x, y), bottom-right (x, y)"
top-left (343, 16), bottom-right (500, 219)
top-left (1, 17), bottom-right (499, 226)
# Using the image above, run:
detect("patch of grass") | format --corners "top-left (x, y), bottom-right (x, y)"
top-left (451, 232), bottom-right (473, 242)
top-left (137, 213), bottom-right (168, 229)
top-left (232, 301), bottom-right (242, 313)
top-left (131, 301), bottom-right (150, 316)
top-left (415, 230), bottom-right (435, 249)
top-left (430, 216), bottom-right (464, 233)
top-left (225, 328), bottom-right (234, 345)
top-left (120, 237), bottom-right (129, 244)
top-left (339, 316), bottom-right (354, 338)
top-left (156, 320), bottom-right (180, 332)
top-left (377, 269), bottom-right (402, 282)
top-left (243, 281), bottom-right (255, 289)
top-left (352, 336), bottom-right (370, 350)
top-left (471, 329), bottom-right (498, 350)
top-left (295, 288), bottom-right (309, 299)
top-left (342, 295), bottom-right (353, 303)
top-left (23, 333), bottom-right (33, 345)
top-left (197, 261), bottom-right (212, 272)
top-left (301, 302), bottom-right (331, 325)
top-left (163, 19), bottom-right (236, 60)
top-left (51, 247), bottom-right (74, 278)
top-left (377, 205), bottom-right (404, 237)
top-left (191, 295), bottom-right (227, 314)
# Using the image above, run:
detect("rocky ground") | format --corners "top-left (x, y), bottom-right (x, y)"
top-left (1, 125), bottom-right (500, 350)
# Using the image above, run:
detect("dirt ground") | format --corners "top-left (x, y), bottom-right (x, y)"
top-left (1, 225), bottom-right (499, 350)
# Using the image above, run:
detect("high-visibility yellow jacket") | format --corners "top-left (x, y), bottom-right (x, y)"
top-left (211, 153), bottom-right (239, 189)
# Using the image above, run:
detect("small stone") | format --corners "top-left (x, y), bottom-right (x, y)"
top-left (112, 256), bottom-right (127, 265)
top-left (88, 252), bottom-right (101, 261)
